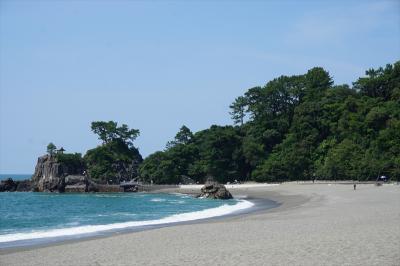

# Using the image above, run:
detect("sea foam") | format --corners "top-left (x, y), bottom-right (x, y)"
top-left (0, 200), bottom-right (254, 243)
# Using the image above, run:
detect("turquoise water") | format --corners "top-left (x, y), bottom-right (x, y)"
top-left (0, 192), bottom-right (256, 247)
top-left (0, 174), bottom-right (31, 181)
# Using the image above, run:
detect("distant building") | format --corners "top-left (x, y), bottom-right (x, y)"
top-left (57, 147), bottom-right (65, 154)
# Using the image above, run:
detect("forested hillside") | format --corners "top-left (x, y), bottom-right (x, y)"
top-left (139, 62), bottom-right (400, 184)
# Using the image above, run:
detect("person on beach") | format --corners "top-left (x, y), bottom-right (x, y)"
top-left (354, 183), bottom-right (356, 190)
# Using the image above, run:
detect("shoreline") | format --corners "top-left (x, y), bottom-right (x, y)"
top-left (0, 187), bottom-right (283, 253)
top-left (1, 183), bottom-right (399, 265)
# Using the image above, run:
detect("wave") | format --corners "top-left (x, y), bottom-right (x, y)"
top-left (0, 200), bottom-right (254, 244)
top-left (150, 198), bottom-right (166, 202)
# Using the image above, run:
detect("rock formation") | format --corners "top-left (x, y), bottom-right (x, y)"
top-left (0, 153), bottom-right (142, 193)
top-left (0, 178), bottom-right (32, 192)
top-left (197, 177), bottom-right (233, 199)
top-left (15, 179), bottom-right (32, 191)
top-left (32, 154), bottom-right (98, 192)
top-left (32, 154), bottom-right (86, 192)
top-left (30, 154), bottom-right (128, 193)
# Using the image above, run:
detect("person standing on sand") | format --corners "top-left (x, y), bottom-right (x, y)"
top-left (354, 183), bottom-right (356, 190)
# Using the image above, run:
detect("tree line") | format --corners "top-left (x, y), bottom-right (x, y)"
top-left (139, 61), bottom-right (400, 183)
top-left (46, 61), bottom-right (399, 184)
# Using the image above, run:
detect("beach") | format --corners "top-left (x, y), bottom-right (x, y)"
top-left (1, 183), bottom-right (399, 266)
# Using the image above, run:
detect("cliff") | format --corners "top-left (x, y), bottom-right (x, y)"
top-left (1, 152), bottom-right (142, 193)
top-left (32, 154), bottom-right (87, 192)
top-left (31, 154), bottom-right (132, 193)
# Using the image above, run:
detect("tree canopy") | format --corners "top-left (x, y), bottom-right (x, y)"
top-left (85, 121), bottom-right (142, 183)
top-left (166, 125), bottom-right (193, 149)
top-left (91, 121), bottom-right (140, 148)
top-left (46, 62), bottom-right (400, 185)
top-left (139, 61), bottom-right (400, 183)
top-left (47, 143), bottom-right (57, 155)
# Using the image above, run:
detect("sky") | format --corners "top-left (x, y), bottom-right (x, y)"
top-left (0, 0), bottom-right (399, 174)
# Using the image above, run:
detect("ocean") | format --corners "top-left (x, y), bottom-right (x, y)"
top-left (0, 191), bottom-right (264, 248)
top-left (0, 174), bottom-right (32, 181)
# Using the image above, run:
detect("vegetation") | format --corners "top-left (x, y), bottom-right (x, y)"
top-left (45, 122), bottom-right (142, 184)
top-left (47, 142), bottom-right (57, 155)
top-left (44, 62), bottom-right (399, 184)
top-left (139, 61), bottom-right (400, 183)
top-left (56, 153), bottom-right (85, 172)
top-left (84, 121), bottom-right (142, 183)
top-left (91, 121), bottom-right (140, 147)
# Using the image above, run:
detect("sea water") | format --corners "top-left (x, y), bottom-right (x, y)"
top-left (0, 174), bottom-right (32, 181)
top-left (0, 191), bottom-right (258, 248)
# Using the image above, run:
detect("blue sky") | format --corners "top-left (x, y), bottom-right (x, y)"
top-left (0, 0), bottom-right (399, 173)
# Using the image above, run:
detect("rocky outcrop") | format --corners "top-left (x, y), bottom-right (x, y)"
top-left (0, 178), bottom-right (32, 192)
top-left (64, 175), bottom-right (87, 186)
top-left (64, 175), bottom-right (87, 192)
top-left (16, 179), bottom-right (32, 191)
top-left (30, 154), bottom-right (126, 193)
top-left (63, 175), bottom-right (116, 192)
top-left (32, 154), bottom-right (84, 192)
top-left (10, 152), bottom-right (145, 193)
top-left (110, 159), bottom-right (142, 183)
top-left (84, 144), bottom-right (143, 184)
top-left (197, 178), bottom-right (233, 199)
top-left (0, 178), bottom-right (17, 192)
top-left (32, 154), bottom-right (86, 192)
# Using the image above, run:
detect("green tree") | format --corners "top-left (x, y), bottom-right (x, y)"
top-left (91, 121), bottom-right (140, 147)
top-left (56, 153), bottom-right (85, 173)
top-left (230, 96), bottom-right (247, 125)
top-left (166, 125), bottom-right (193, 149)
top-left (316, 139), bottom-right (363, 180)
top-left (85, 121), bottom-right (142, 183)
top-left (139, 152), bottom-right (181, 184)
top-left (47, 142), bottom-right (57, 155)
top-left (353, 62), bottom-right (400, 101)
top-left (140, 61), bottom-right (400, 184)
top-left (140, 125), bottom-right (246, 184)
top-left (84, 139), bottom-right (142, 183)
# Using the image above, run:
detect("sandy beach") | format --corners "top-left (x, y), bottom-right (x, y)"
top-left (1, 183), bottom-right (399, 266)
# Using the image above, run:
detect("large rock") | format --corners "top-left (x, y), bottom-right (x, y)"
top-left (30, 153), bottom-right (140, 193)
top-left (15, 179), bottom-right (32, 191)
top-left (0, 178), bottom-right (17, 192)
top-left (32, 155), bottom-right (65, 192)
top-left (64, 175), bottom-right (88, 192)
top-left (0, 178), bottom-right (32, 192)
top-left (86, 180), bottom-right (100, 192)
top-left (65, 175), bottom-right (87, 186)
top-left (197, 178), bottom-right (233, 199)
top-left (32, 154), bottom-right (85, 192)
top-left (64, 185), bottom-right (86, 193)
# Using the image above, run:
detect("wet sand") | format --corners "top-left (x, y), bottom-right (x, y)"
top-left (1, 183), bottom-right (399, 265)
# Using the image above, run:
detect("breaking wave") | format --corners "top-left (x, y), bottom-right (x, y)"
top-left (0, 200), bottom-right (254, 244)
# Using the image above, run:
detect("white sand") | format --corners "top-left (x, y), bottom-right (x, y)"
top-left (180, 183), bottom-right (280, 189)
top-left (1, 183), bottom-right (399, 266)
